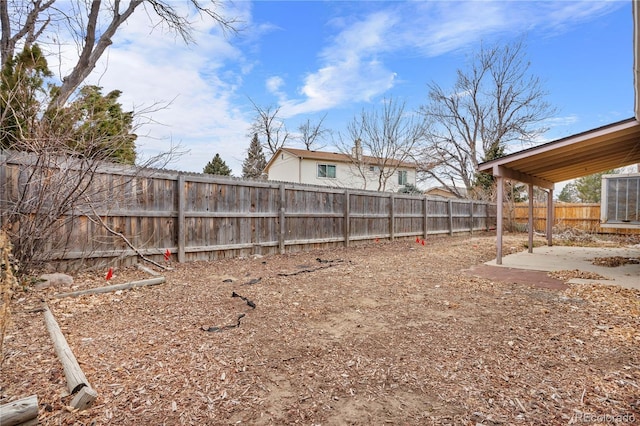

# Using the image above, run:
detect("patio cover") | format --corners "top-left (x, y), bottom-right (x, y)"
top-left (477, 118), bottom-right (640, 264)
top-left (476, 0), bottom-right (640, 265)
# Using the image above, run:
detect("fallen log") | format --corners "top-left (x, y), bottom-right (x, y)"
top-left (53, 277), bottom-right (166, 299)
top-left (0, 395), bottom-right (38, 426)
top-left (43, 304), bottom-right (97, 409)
top-left (71, 386), bottom-right (98, 411)
top-left (136, 264), bottom-right (162, 276)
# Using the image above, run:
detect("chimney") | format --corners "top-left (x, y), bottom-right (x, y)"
top-left (352, 139), bottom-right (363, 159)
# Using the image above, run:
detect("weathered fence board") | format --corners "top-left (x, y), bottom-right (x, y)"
top-left (0, 153), bottom-right (496, 270)
top-left (511, 202), bottom-right (640, 234)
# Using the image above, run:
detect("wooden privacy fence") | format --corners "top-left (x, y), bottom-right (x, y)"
top-left (0, 154), bottom-right (496, 269)
top-left (511, 202), bottom-right (640, 235)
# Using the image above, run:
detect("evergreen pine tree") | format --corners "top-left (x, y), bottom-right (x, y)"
top-left (471, 142), bottom-right (505, 199)
top-left (574, 170), bottom-right (616, 203)
top-left (242, 133), bottom-right (267, 179)
top-left (1, 44), bottom-right (52, 148)
top-left (203, 153), bottom-right (232, 175)
top-left (557, 183), bottom-right (578, 203)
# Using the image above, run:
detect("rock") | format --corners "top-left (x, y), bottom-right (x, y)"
top-left (36, 273), bottom-right (74, 290)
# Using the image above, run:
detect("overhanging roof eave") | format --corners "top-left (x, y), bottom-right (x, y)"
top-left (477, 117), bottom-right (640, 184)
top-left (492, 165), bottom-right (554, 189)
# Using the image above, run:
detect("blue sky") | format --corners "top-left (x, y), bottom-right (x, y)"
top-left (73, 1), bottom-right (634, 178)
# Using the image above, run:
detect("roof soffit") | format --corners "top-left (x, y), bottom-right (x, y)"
top-left (478, 118), bottom-right (640, 184)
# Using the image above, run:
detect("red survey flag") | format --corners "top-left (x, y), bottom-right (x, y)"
top-left (105, 267), bottom-right (113, 281)
top-left (164, 249), bottom-right (171, 261)
top-left (421, 239), bottom-right (425, 246)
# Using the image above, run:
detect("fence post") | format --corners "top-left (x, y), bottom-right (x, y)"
top-left (389, 193), bottom-right (395, 241)
top-left (448, 199), bottom-right (453, 236)
top-left (344, 190), bottom-right (350, 247)
top-left (177, 173), bottom-right (186, 263)
top-left (470, 200), bottom-right (474, 235)
top-left (0, 154), bottom-right (6, 229)
top-left (423, 197), bottom-right (429, 240)
top-left (279, 183), bottom-right (286, 254)
top-left (486, 202), bottom-right (490, 231)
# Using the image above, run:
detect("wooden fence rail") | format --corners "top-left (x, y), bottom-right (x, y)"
top-left (510, 202), bottom-right (640, 234)
top-left (0, 153), bottom-right (497, 270)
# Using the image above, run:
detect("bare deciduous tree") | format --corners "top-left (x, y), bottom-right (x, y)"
top-left (0, 0), bottom-right (239, 111)
top-left (248, 99), bottom-right (289, 156)
top-left (297, 114), bottom-right (330, 150)
top-left (417, 38), bottom-right (556, 199)
top-left (0, 93), bottom-right (180, 272)
top-left (339, 97), bottom-right (426, 191)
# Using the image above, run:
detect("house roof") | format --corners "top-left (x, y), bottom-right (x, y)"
top-left (265, 147), bottom-right (416, 171)
top-left (477, 117), bottom-right (640, 188)
top-left (425, 186), bottom-right (468, 197)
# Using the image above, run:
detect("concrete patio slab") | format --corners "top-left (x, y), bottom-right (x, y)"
top-left (484, 245), bottom-right (640, 290)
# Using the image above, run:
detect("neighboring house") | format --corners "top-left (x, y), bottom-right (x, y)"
top-left (265, 146), bottom-right (417, 192)
top-left (424, 186), bottom-right (467, 199)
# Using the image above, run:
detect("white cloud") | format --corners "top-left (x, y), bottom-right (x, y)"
top-left (326, 11), bottom-right (399, 59)
top-left (265, 75), bottom-right (289, 105)
top-left (266, 76), bottom-right (284, 93)
top-left (275, 1), bottom-right (625, 120)
top-left (283, 59), bottom-right (397, 117)
top-left (45, 1), bottom-right (254, 174)
top-left (546, 114), bottom-right (580, 128)
top-left (278, 11), bottom-right (399, 117)
top-left (33, 0), bottom-right (626, 173)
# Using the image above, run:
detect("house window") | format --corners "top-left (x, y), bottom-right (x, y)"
top-left (398, 170), bottom-right (408, 185)
top-left (369, 165), bottom-right (380, 172)
top-left (318, 164), bottom-right (336, 178)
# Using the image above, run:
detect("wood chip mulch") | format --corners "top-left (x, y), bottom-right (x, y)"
top-left (1, 233), bottom-right (639, 425)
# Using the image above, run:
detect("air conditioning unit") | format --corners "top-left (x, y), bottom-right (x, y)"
top-left (601, 173), bottom-right (640, 228)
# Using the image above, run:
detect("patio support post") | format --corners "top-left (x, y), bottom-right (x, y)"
top-left (528, 184), bottom-right (534, 253)
top-left (496, 175), bottom-right (504, 265)
top-left (546, 188), bottom-right (554, 246)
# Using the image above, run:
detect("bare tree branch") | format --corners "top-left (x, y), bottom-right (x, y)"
top-left (85, 201), bottom-right (170, 270)
top-left (297, 114), bottom-right (330, 151)
top-left (1, 0), bottom-right (55, 67)
top-left (1, 1), bottom-right (240, 110)
top-left (0, 85), bottom-right (184, 272)
top-left (48, 0), bottom-right (141, 111)
top-left (417, 38), bottom-right (556, 199)
top-left (247, 98), bottom-right (289, 155)
top-left (338, 97), bottom-right (426, 191)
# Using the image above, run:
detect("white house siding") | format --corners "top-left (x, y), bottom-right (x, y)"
top-left (266, 147), bottom-right (417, 192)
top-left (266, 151), bottom-right (301, 182)
top-left (267, 154), bottom-right (415, 191)
top-left (307, 160), bottom-right (364, 188)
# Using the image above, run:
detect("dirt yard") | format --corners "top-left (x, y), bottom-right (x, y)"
top-left (2, 233), bottom-right (639, 425)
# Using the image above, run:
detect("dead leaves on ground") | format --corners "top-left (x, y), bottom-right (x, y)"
top-left (1, 234), bottom-right (639, 425)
